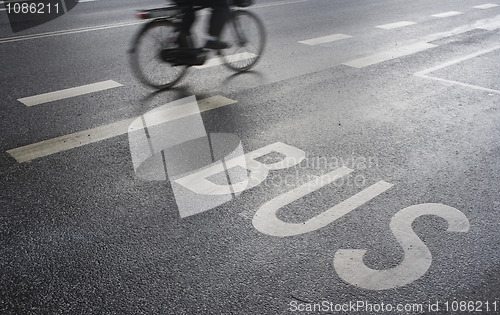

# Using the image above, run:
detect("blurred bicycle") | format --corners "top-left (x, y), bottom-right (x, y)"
top-left (129, 0), bottom-right (266, 89)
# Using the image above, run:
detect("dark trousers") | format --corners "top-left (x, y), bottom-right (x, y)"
top-left (181, 0), bottom-right (230, 37)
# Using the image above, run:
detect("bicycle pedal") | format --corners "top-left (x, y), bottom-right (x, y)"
top-left (191, 50), bottom-right (208, 66)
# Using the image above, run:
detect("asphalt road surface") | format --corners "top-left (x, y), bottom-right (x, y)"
top-left (1, 0), bottom-right (500, 314)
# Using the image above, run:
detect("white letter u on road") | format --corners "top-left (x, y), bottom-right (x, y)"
top-left (252, 166), bottom-right (394, 237)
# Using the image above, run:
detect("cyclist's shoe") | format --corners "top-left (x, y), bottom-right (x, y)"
top-left (205, 39), bottom-right (231, 50)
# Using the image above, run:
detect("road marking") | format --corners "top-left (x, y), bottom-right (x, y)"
top-left (252, 0), bottom-right (309, 9)
top-left (376, 21), bottom-right (416, 30)
top-left (414, 45), bottom-right (500, 94)
top-left (334, 203), bottom-right (469, 290)
top-left (298, 33), bottom-right (352, 45)
top-left (175, 142), bottom-right (305, 195)
top-left (432, 11), bottom-right (463, 18)
top-left (78, 0), bottom-right (99, 2)
top-left (7, 95), bottom-right (237, 163)
top-left (127, 95), bottom-right (247, 218)
top-left (342, 42), bottom-right (437, 68)
top-left (0, 21), bottom-right (143, 44)
top-left (17, 80), bottom-right (122, 106)
top-left (253, 166), bottom-right (394, 237)
top-left (195, 52), bottom-right (256, 69)
top-left (477, 14), bottom-right (500, 30)
top-left (473, 3), bottom-right (499, 9)
top-left (416, 15), bottom-right (500, 42)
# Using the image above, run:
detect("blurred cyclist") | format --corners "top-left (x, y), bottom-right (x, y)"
top-left (177, 0), bottom-right (231, 49)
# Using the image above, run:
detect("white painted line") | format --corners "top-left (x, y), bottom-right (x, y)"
top-left (415, 15), bottom-right (500, 43)
top-left (477, 15), bottom-right (500, 30)
top-left (195, 52), bottom-right (256, 69)
top-left (417, 76), bottom-right (500, 94)
top-left (473, 3), bottom-right (499, 9)
top-left (343, 42), bottom-right (437, 68)
top-left (253, 166), bottom-right (394, 237)
top-left (432, 11), bottom-right (463, 18)
top-left (8, 118), bottom-right (136, 164)
top-left (7, 96), bottom-right (237, 163)
top-left (414, 44), bottom-right (500, 95)
top-left (376, 21), bottom-right (416, 30)
top-left (0, 21), bottom-right (143, 44)
top-left (78, 0), bottom-right (99, 2)
top-left (415, 45), bottom-right (500, 76)
top-left (334, 203), bottom-right (469, 291)
top-left (18, 80), bottom-right (123, 106)
top-left (298, 33), bottom-right (352, 45)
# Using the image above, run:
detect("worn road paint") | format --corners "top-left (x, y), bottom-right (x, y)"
top-left (333, 203), bottom-right (470, 290)
top-left (253, 167), bottom-right (394, 237)
top-left (343, 42), bottom-right (437, 68)
top-left (175, 142), bottom-right (306, 195)
top-left (18, 80), bottom-right (122, 106)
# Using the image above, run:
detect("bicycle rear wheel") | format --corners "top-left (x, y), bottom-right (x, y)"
top-left (130, 20), bottom-right (187, 89)
top-left (219, 10), bottom-right (266, 72)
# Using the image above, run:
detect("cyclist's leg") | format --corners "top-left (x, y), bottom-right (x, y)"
top-left (177, 4), bottom-right (195, 47)
top-left (181, 7), bottom-right (195, 34)
top-left (186, 0), bottom-right (230, 49)
top-left (207, 0), bottom-right (230, 38)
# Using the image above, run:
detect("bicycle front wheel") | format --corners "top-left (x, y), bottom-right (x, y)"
top-left (130, 20), bottom-right (187, 89)
top-left (219, 10), bottom-right (266, 72)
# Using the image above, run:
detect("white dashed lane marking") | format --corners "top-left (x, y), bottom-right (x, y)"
top-left (298, 34), bottom-right (352, 45)
top-left (376, 21), bottom-right (416, 30)
top-left (17, 80), bottom-right (123, 106)
top-left (342, 42), bottom-right (437, 68)
top-left (478, 14), bottom-right (500, 30)
top-left (474, 4), bottom-right (499, 9)
top-left (334, 13), bottom-right (500, 68)
top-left (7, 96), bottom-right (237, 163)
top-left (432, 11), bottom-right (463, 18)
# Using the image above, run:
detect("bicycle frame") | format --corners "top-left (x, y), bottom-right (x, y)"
top-left (135, 5), bottom-right (245, 48)
top-left (135, 4), bottom-right (204, 24)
